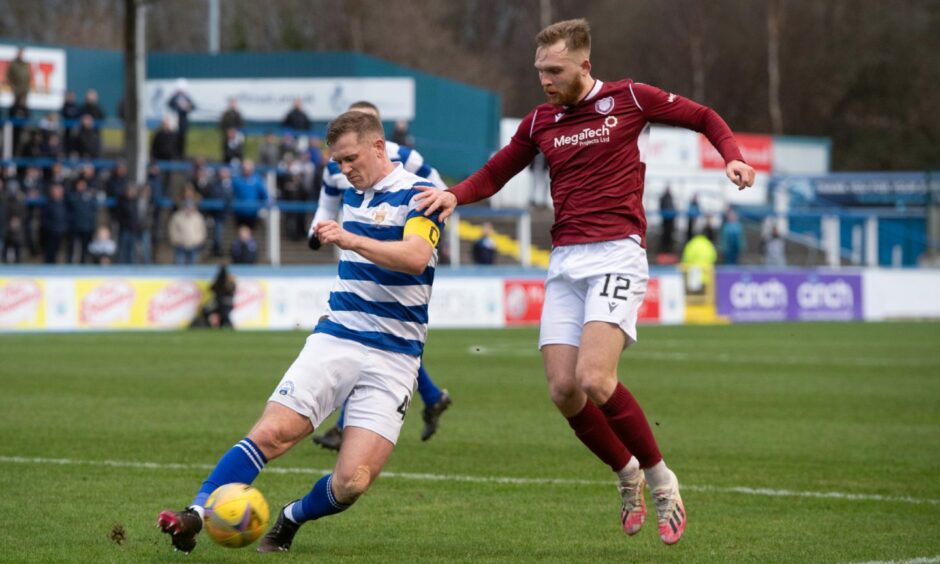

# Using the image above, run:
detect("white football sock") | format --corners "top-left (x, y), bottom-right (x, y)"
top-left (616, 456), bottom-right (641, 484)
top-left (643, 460), bottom-right (674, 490)
top-left (188, 505), bottom-right (205, 521)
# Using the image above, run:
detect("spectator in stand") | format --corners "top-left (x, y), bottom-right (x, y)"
top-left (191, 158), bottom-right (213, 199)
top-left (659, 185), bottom-right (676, 255)
top-left (43, 132), bottom-right (63, 159)
top-left (232, 159), bottom-right (268, 229)
top-left (150, 117), bottom-right (178, 161)
top-left (219, 97), bottom-right (244, 133)
top-left (2, 181), bottom-right (25, 263)
top-left (277, 151), bottom-right (306, 240)
top-left (719, 208), bottom-right (746, 265)
top-left (105, 161), bottom-right (129, 199)
top-left (685, 194), bottom-right (701, 244)
top-left (167, 79), bottom-right (195, 158)
top-left (137, 183), bottom-right (155, 263)
top-left (9, 95), bottom-right (29, 156)
top-left (21, 129), bottom-right (44, 159)
top-left (74, 114), bottom-right (101, 159)
top-left (76, 163), bottom-right (101, 197)
top-left (762, 220), bottom-right (786, 267)
top-left (391, 119), bottom-right (414, 148)
top-left (472, 221), bottom-right (497, 265)
top-left (231, 224), bottom-right (258, 264)
top-left (168, 195), bottom-right (207, 265)
top-left (4, 47), bottom-right (32, 105)
top-left (115, 183), bottom-right (143, 264)
top-left (21, 166), bottom-right (43, 257)
top-left (206, 166), bottom-right (234, 257)
top-left (38, 112), bottom-right (61, 144)
top-left (282, 98), bottom-right (311, 133)
top-left (79, 89), bottom-right (105, 121)
top-left (257, 131), bottom-right (280, 167)
top-left (88, 225), bottom-right (117, 265)
top-left (66, 177), bottom-right (98, 264)
top-left (41, 183), bottom-right (68, 263)
top-left (146, 162), bottom-right (166, 255)
top-left (61, 91), bottom-right (82, 156)
top-left (222, 127), bottom-right (245, 164)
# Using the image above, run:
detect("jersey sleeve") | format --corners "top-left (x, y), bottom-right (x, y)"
top-left (309, 161), bottom-right (343, 234)
top-left (405, 186), bottom-right (445, 247)
top-left (629, 82), bottom-right (744, 165)
top-left (448, 111), bottom-right (539, 205)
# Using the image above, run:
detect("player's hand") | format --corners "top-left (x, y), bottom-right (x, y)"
top-left (316, 220), bottom-right (357, 250)
top-left (414, 186), bottom-right (458, 221)
top-left (307, 221), bottom-right (322, 251)
top-left (726, 160), bottom-right (756, 190)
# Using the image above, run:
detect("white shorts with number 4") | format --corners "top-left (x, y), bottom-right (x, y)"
top-left (269, 332), bottom-right (419, 445)
top-left (538, 237), bottom-right (649, 350)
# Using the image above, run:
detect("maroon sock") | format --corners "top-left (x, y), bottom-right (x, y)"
top-left (600, 383), bottom-right (663, 468)
top-left (566, 400), bottom-right (631, 472)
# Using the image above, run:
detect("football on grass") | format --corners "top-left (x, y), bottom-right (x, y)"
top-left (204, 483), bottom-right (270, 548)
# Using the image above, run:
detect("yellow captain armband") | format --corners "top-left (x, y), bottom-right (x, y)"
top-left (404, 216), bottom-right (441, 247)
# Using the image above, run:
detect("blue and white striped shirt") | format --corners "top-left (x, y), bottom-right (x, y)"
top-left (314, 164), bottom-right (444, 357)
top-left (311, 140), bottom-right (445, 229)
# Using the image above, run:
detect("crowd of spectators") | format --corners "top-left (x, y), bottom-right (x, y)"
top-left (1, 60), bottom-right (330, 266)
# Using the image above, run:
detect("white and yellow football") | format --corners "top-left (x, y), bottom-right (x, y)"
top-left (204, 483), bottom-right (270, 548)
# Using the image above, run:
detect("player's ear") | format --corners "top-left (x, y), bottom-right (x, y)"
top-left (580, 57), bottom-right (592, 75)
top-left (373, 136), bottom-right (385, 157)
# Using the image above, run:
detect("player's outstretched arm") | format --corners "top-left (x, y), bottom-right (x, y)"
top-left (414, 187), bottom-right (458, 221)
top-left (726, 160), bottom-right (756, 190)
top-left (316, 221), bottom-right (434, 275)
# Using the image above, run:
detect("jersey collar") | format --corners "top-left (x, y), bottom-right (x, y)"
top-left (368, 163), bottom-right (405, 193)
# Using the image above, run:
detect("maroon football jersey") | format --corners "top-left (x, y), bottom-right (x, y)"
top-left (450, 79), bottom-right (744, 247)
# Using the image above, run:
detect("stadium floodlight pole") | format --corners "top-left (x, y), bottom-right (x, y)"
top-left (208, 0), bottom-right (220, 54)
top-left (123, 0), bottom-right (149, 185)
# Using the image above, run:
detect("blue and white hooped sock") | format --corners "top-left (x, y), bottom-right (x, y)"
top-left (285, 474), bottom-right (350, 524)
top-left (191, 437), bottom-right (268, 508)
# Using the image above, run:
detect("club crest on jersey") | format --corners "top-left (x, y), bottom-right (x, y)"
top-left (595, 96), bottom-right (615, 115)
top-left (372, 203), bottom-right (391, 224)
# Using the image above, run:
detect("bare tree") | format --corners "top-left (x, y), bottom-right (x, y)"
top-left (767, 0), bottom-right (784, 134)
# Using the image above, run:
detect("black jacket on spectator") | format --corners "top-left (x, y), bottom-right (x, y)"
top-left (67, 190), bottom-right (98, 234)
top-left (283, 109), bottom-right (311, 132)
top-left (115, 193), bottom-right (142, 235)
top-left (150, 129), bottom-right (178, 161)
top-left (220, 109), bottom-right (244, 132)
top-left (79, 102), bottom-right (105, 120)
top-left (75, 125), bottom-right (101, 159)
top-left (41, 196), bottom-right (69, 235)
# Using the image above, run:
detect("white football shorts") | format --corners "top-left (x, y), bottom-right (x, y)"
top-left (538, 236), bottom-right (649, 350)
top-left (269, 332), bottom-right (419, 445)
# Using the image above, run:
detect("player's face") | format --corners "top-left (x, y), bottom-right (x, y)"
top-left (535, 41), bottom-right (590, 106)
top-left (332, 131), bottom-right (385, 190)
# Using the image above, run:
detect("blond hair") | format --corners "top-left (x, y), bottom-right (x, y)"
top-left (536, 18), bottom-right (591, 53)
top-left (326, 110), bottom-right (384, 146)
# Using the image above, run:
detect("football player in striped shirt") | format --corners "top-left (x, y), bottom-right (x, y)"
top-left (158, 110), bottom-right (446, 554)
top-left (309, 100), bottom-right (451, 450)
top-left (416, 18), bottom-right (756, 546)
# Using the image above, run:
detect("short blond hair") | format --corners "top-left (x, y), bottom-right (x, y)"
top-left (536, 18), bottom-right (591, 53)
top-left (326, 110), bottom-right (384, 146)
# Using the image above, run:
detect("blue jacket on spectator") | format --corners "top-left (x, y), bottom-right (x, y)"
top-left (232, 172), bottom-right (268, 219)
top-left (67, 189), bottom-right (98, 234)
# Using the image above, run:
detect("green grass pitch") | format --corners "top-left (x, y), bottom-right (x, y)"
top-left (1, 322), bottom-right (938, 562)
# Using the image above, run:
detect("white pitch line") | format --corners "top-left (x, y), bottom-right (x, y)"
top-left (851, 557), bottom-right (940, 564)
top-left (1, 455), bottom-right (938, 506)
top-left (468, 345), bottom-right (939, 368)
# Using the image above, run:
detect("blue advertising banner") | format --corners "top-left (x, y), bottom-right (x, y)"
top-left (773, 173), bottom-right (938, 207)
top-left (716, 270), bottom-right (863, 322)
